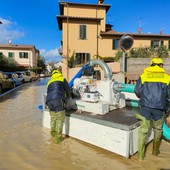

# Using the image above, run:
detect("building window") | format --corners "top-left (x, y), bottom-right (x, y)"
top-left (112, 39), bottom-right (120, 49)
top-left (0, 52), bottom-right (3, 57)
top-left (151, 40), bottom-right (164, 48)
top-left (75, 53), bottom-right (90, 64)
top-left (168, 40), bottom-right (170, 50)
top-left (19, 52), bottom-right (28, 59)
top-left (8, 52), bottom-right (14, 58)
top-left (79, 25), bottom-right (87, 39)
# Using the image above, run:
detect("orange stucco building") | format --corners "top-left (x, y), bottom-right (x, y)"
top-left (57, 0), bottom-right (170, 81)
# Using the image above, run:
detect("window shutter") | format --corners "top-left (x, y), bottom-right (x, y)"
top-left (151, 40), bottom-right (154, 47)
top-left (79, 25), bottom-right (86, 39)
top-left (112, 39), bottom-right (116, 49)
top-left (8, 52), bottom-right (13, 58)
top-left (86, 53), bottom-right (90, 62)
top-left (161, 41), bottom-right (164, 46)
top-left (19, 52), bottom-right (22, 58)
top-left (76, 53), bottom-right (81, 64)
top-left (26, 53), bottom-right (28, 59)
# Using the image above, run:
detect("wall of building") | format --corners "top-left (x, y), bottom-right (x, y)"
top-left (59, 2), bottom-right (170, 81)
top-left (133, 38), bottom-right (169, 48)
top-left (0, 48), bottom-right (36, 67)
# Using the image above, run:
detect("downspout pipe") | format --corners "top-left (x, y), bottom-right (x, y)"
top-left (89, 60), bottom-right (112, 81)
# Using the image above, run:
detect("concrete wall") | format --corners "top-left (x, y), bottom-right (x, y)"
top-left (68, 61), bottom-right (120, 82)
top-left (126, 58), bottom-right (170, 74)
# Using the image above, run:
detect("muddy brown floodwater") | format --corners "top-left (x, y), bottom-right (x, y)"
top-left (0, 78), bottom-right (170, 170)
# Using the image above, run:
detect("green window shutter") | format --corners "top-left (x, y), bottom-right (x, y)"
top-left (79, 25), bottom-right (86, 39)
top-left (112, 39), bottom-right (116, 49)
top-left (86, 53), bottom-right (90, 62)
top-left (25, 53), bottom-right (28, 58)
top-left (160, 41), bottom-right (164, 46)
top-left (19, 52), bottom-right (22, 58)
top-left (76, 53), bottom-right (81, 64)
top-left (151, 40), bottom-right (154, 47)
top-left (8, 52), bottom-right (13, 58)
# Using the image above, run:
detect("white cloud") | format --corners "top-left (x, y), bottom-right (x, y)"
top-left (0, 18), bottom-right (25, 43)
top-left (0, 17), bottom-right (62, 63)
top-left (40, 48), bottom-right (62, 63)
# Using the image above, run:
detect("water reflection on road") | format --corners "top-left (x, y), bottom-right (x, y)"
top-left (0, 78), bottom-right (170, 170)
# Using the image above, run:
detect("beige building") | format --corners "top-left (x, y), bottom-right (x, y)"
top-left (0, 43), bottom-right (39, 68)
top-left (57, 0), bottom-right (170, 80)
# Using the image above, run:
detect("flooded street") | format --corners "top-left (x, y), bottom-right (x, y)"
top-left (0, 78), bottom-right (170, 170)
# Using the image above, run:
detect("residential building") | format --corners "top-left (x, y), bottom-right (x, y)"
top-left (0, 43), bottom-right (39, 68)
top-left (57, 0), bottom-right (170, 81)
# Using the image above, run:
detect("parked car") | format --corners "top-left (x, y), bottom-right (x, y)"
top-left (0, 71), bottom-right (14, 94)
top-left (29, 71), bottom-right (39, 81)
top-left (39, 73), bottom-right (45, 78)
top-left (4, 72), bottom-right (23, 87)
top-left (16, 71), bottom-right (32, 83)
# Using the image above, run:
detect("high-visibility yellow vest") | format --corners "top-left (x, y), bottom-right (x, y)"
top-left (140, 65), bottom-right (170, 85)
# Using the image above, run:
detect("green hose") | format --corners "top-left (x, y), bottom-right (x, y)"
top-left (121, 83), bottom-right (135, 93)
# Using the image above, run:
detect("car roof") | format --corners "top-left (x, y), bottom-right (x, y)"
top-left (4, 72), bottom-right (15, 74)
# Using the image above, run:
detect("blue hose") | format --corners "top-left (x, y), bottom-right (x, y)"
top-left (69, 65), bottom-right (90, 88)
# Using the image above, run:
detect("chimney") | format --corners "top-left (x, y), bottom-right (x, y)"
top-left (98, 0), bottom-right (104, 5)
top-left (138, 27), bottom-right (142, 34)
top-left (160, 29), bottom-right (163, 35)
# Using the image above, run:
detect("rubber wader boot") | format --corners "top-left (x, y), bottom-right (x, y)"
top-left (152, 139), bottom-right (161, 156)
top-left (55, 110), bottom-right (65, 144)
top-left (152, 118), bottom-right (163, 156)
top-left (135, 114), bottom-right (150, 160)
top-left (50, 111), bottom-right (57, 137)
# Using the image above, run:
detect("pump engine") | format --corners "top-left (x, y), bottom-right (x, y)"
top-left (70, 61), bottom-right (126, 115)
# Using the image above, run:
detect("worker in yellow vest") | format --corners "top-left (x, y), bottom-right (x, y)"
top-left (46, 69), bottom-right (71, 143)
top-left (135, 57), bottom-right (170, 160)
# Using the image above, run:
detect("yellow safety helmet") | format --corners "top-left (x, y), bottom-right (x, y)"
top-left (150, 57), bottom-right (163, 65)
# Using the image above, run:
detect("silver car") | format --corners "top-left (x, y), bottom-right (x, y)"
top-left (16, 71), bottom-right (32, 83)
